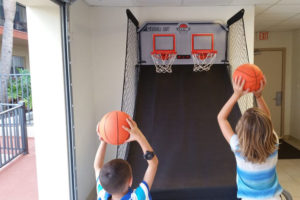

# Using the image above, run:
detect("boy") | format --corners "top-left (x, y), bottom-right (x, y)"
top-left (94, 118), bottom-right (159, 200)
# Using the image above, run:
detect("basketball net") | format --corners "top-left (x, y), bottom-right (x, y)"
top-left (151, 52), bottom-right (177, 73)
top-left (192, 51), bottom-right (217, 72)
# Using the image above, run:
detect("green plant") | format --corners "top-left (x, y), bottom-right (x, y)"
top-left (7, 68), bottom-right (32, 110)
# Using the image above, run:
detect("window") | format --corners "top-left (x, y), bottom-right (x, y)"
top-left (14, 3), bottom-right (27, 32)
top-left (0, 0), bottom-right (27, 32)
top-left (0, 0), bottom-right (4, 25)
top-left (11, 56), bottom-right (25, 74)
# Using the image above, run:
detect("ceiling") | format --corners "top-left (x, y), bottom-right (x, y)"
top-left (84, 0), bottom-right (300, 32)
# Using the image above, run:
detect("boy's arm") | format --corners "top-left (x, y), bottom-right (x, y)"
top-left (136, 135), bottom-right (158, 190)
top-left (123, 118), bottom-right (158, 190)
top-left (217, 76), bottom-right (248, 143)
top-left (94, 141), bottom-right (107, 179)
top-left (254, 77), bottom-right (271, 118)
top-left (94, 123), bottom-right (107, 179)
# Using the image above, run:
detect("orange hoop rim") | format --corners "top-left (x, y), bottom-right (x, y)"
top-left (151, 50), bottom-right (177, 55)
top-left (151, 50), bottom-right (177, 60)
top-left (191, 50), bottom-right (217, 60)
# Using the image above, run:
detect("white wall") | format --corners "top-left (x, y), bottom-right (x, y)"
top-left (291, 29), bottom-right (300, 140)
top-left (255, 31), bottom-right (293, 137)
top-left (69, 1), bottom-right (98, 200)
top-left (26, 3), bottom-right (70, 200)
top-left (90, 7), bottom-right (130, 165)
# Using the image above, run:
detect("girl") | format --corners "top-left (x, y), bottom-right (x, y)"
top-left (217, 76), bottom-right (282, 200)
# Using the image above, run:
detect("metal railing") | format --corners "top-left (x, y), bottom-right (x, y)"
top-left (0, 73), bottom-right (33, 125)
top-left (0, 102), bottom-right (28, 168)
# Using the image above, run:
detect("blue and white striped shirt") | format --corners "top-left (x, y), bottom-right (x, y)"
top-left (230, 134), bottom-right (282, 199)
top-left (96, 177), bottom-right (152, 200)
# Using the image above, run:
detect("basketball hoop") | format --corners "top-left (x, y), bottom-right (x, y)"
top-left (192, 50), bottom-right (217, 72)
top-left (191, 33), bottom-right (218, 72)
top-left (151, 50), bottom-right (177, 73)
top-left (151, 34), bottom-right (177, 73)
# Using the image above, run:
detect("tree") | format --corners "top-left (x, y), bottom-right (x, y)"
top-left (0, 0), bottom-right (16, 105)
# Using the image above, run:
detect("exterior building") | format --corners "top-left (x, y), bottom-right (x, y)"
top-left (0, 0), bottom-right (29, 73)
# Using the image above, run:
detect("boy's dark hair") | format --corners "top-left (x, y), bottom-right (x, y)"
top-left (99, 159), bottom-right (132, 194)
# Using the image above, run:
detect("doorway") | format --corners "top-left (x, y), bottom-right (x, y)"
top-left (254, 48), bottom-right (285, 137)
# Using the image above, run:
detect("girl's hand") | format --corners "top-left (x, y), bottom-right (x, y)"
top-left (254, 76), bottom-right (266, 98)
top-left (122, 118), bottom-right (144, 143)
top-left (233, 76), bottom-right (249, 97)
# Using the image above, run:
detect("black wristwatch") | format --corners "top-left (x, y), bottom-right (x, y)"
top-left (143, 151), bottom-right (155, 160)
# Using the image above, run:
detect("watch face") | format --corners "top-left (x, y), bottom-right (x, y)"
top-left (145, 151), bottom-right (154, 160)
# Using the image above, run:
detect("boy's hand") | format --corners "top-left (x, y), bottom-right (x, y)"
top-left (254, 76), bottom-right (266, 98)
top-left (233, 76), bottom-right (249, 97)
top-left (123, 118), bottom-right (145, 143)
top-left (96, 121), bottom-right (105, 142)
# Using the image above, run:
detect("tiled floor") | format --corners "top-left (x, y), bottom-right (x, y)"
top-left (277, 159), bottom-right (300, 200)
top-left (277, 137), bottom-right (300, 200)
top-left (0, 138), bottom-right (38, 200)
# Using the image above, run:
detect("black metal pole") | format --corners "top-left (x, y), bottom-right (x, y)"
top-left (227, 9), bottom-right (245, 27)
top-left (19, 101), bottom-right (28, 155)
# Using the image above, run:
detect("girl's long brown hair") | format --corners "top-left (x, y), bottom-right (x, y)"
top-left (236, 107), bottom-right (278, 163)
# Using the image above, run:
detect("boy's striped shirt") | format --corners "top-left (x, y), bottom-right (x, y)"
top-left (96, 177), bottom-right (151, 200)
top-left (230, 134), bottom-right (282, 199)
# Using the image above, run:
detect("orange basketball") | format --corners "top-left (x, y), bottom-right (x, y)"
top-left (97, 111), bottom-right (130, 145)
top-left (233, 64), bottom-right (264, 92)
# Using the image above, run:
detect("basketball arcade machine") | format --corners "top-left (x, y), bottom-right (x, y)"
top-left (118, 9), bottom-right (253, 199)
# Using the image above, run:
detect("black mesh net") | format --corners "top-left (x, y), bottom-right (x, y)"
top-left (228, 18), bottom-right (254, 113)
top-left (117, 16), bottom-right (139, 159)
